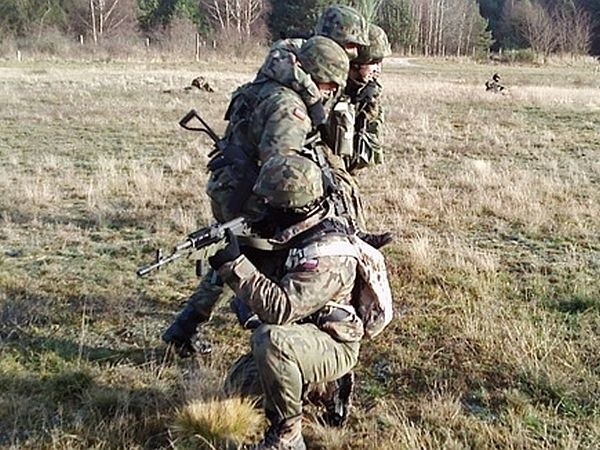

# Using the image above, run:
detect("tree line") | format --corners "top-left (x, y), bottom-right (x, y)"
top-left (1, 0), bottom-right (598, 56)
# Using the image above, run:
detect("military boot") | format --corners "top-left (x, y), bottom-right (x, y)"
top-left (322, 371), bottom-right (354, 427)
top-left (252, 415), bottom-right (305, 450)
top-left (162, 304), bottom-right (211, 358)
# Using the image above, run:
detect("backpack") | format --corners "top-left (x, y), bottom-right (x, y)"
top-left (285, 234), bottom-right (394, 339)
top-left (350, 235), bottom-right (394, 339)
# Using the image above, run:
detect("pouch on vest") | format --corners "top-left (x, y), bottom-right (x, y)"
top-left (329, 98), bottom-right (355, 159)
top-left (207, 83), bottom-right (262, 221)
top-left (349, 235), bottom-right (393, 339)
top-left (205, 143), bottom-right (259, 222)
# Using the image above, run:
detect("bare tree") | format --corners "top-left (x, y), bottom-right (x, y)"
top-left (85, 0), bottom-right (135, 44)
top-left (201, 0), bottom-right (267, 38)
top-left (518, 1), bottom-right (556, 56)
top-left (401, 0), bottom-right (486, 57)
top-left (555, 5), bottom-right (592, 55)
top-left (350, 0), bottom-right (383, 23)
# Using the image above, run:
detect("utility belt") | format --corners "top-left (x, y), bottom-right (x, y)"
top-left (288, 236), bottom-right (364, 342)
top-left (303, 301), bottom-right (363, 342)
top-left (308, 301), bottom-right (355, 325)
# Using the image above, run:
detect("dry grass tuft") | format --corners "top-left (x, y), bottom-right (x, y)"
top-left (173, 396), bottom-right (263, 449)
top-left (303, 420), bottom-right (354, 450)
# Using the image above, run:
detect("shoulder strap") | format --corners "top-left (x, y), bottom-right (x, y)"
top-left (285, 236), bottom-right (357, 271)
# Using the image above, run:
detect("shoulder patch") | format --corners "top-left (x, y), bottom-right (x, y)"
top-left (292, 107), bottom-right (307, 121)
top-left (300, 259), bottom-right (319, 271)
top-left (291, 258), bottom-right (319, 272)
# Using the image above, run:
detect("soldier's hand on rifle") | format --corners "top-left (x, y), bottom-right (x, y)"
top-left (308, 101), bottom-right (327, 127)
top-left (208, 229), bottom-right (241, 269)
top-left (356, 80), bottom-right (381, 107)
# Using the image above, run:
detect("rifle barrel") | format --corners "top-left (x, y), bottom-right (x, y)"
top-left (136, 251), bottom-right (184, 277)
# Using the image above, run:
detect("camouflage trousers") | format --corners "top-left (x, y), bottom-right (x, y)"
top-left (226, 323), bottom-right (360, 421)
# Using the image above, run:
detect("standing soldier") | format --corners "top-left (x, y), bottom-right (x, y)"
top-left (258, 4), bottom-right (370, 133)
top-left (333, 23), bottom-right (392, 173)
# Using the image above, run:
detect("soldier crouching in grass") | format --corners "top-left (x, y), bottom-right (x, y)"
top-left (208, 154), bottom-right (367, 450)
top-left (485, 73), bottom-right (506, 94)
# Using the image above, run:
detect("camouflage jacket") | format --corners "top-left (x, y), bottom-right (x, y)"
top-left (224, 79), bottom-right (314, 161)
top-left (485, 80), bottom-right (505, 93)
top-left (217, 226), bottom-right (364, 342)
top-left (207, 78), bottom-right (317, 222)
top-left (257, 38), bottom-right (325, 124)
top-left (344, 78), bottom-right (385, 172)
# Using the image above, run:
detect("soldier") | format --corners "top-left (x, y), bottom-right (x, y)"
top-left (162, 36), bottom-right (350, 357)
top-left (485, 73), bottom-right (505, 93)
top-left (212, 154), bottom-right (364, 450)
top-left (338, 24), bottom-right (392, 173)
top-left (258, 4), bottom-right (369, 132)
top-left (258, 8), bottom-right (393, 239)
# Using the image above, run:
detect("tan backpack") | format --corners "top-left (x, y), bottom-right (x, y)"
top-left (286, 234), bottom-right (394, 339)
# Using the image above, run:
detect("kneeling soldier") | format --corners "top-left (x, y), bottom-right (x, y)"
top-left (210, 154), bottom-right (364, 450)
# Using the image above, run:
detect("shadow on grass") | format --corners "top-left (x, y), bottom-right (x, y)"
top-left (1, 327), bottom-right (171, 366)
top-left (0, 369), bottom-right (176, 448)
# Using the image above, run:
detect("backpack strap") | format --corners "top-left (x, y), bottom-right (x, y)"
top-left (284, 237), bottom-right (357, 271)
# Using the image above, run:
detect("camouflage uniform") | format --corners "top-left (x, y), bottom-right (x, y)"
top-left (206, 35), bottom-right (349, 224)
top-left (257, 4), bottom-right (369, 130)
top-left (213, 155), bottom-right (364, 449)
top-left (485, 73), bottom-right (505, 93)
top-left (162, 37), bottom-right (350, 355)
top-left (331, 24), bottom-right (392, 173)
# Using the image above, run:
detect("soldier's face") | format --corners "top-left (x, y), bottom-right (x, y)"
top-left (350, 61), bottom-right (382, 83)
top-left (317, 81), bottom-right (338, 100)
top-left (317, 81), bottom-right (339, 113)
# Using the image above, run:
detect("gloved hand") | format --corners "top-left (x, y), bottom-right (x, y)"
top-left (208, 229), bottom-right (241, 270)
top-left (162, 304), bottom-right (212, 358)
top-left (317, 123), bottom-right (332, 147)
top-left (357, 231), bottom-right (393, 249)
top-left (308, 101), bottom-right (327, 127)
top-left (356, 80), bottom-right (381, 106)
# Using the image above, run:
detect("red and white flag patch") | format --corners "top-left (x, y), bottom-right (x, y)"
top-left (292, 107), bottom-right (307, 120)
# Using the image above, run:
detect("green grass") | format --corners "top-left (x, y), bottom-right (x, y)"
top-left (1, 56), bottom-right (599, 448)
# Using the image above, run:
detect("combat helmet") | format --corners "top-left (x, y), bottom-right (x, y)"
top-left (253, 154), bottom-right (324, 210)
top-left (315, 5), bottom-right (369, 48)
top-left (297, 36), bottom-right (349, 89)
top-left (354, 24), bottom-right (392, 64)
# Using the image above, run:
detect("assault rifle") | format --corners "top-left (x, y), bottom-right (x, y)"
top-left (136, 217), bottom-right (251, 277)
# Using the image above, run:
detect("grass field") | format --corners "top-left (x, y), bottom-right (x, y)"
top-left (1, 55), bottom-right (599, 449)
